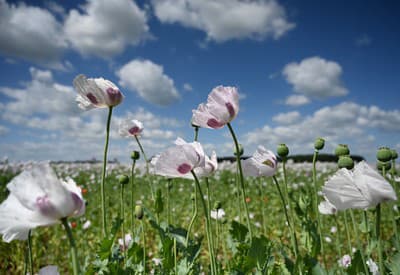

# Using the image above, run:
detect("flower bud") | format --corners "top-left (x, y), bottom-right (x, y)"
top-left (335, 144), bottom-right (350, 157)
top-left (233, 144), bottom-right (244, 157)
top-left (131, 151), bottom-right (140, 160)
top-left (391, 149), bottom-right (398, 160)
top-left (277, 144), bottom-right (289, 158)
top-left (135, 205), bottom-right (144, 220)
top-left (118, 174), bottom-right (129, 185)
top-left (214, 201), bottom-right (222, 210)
top-left (338, 155), bottom-right (354, 170)
top-left (377, 160), bottom-right (392, 171)
top-left (314, 137), bottom-right (325, 151)
top-left (376, 147), bottom-right (392, 162)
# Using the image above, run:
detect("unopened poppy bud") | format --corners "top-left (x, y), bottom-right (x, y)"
top-left (118, 174), bottom-right (129, 185)
top-left (391, 149), bottom-right (398, 160)
top-left (214, 201), bottom-right (222, 210)
top-left (338, 155), bottom-right (354, 170)
top-left (233, 144), bottom-right (244, 157)
top-left (131, 151), bottom-right (140, 160)
top-left (376, 147), bottom-right (392, 162)
top-left (314, 137), bottom-right (325, 151)
top-left (377, 160), bottom-right (391, 171)
top-left (277, 144), bottom-right (289, 158)
top-left (335, 144), bottom-right (350, 157)
top-left (135, 205), bottom-right (144, 220)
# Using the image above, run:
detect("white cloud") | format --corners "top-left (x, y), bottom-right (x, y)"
top-left (64, 0), bottom-right (150, 57)
top-left (283, 56), bottom-right (348, 98)
top-left (0, 0), bottom-right (67, 68)
top-left (152, 0), bottom-right (295, 42)
top-left (355, 34), bottom-right (372, 47)
top-left (244, 101), bottom-right (400, 159)
top-left (285, 94), bottom-right (310, 106)
top-left (0, 125), bottom-right (8, 135)
top-left (183, 83), bottom-right (193, 92)
top-left (117, 59), bottom-right (180, 106)
top-left (272, 111), bottom-right (301, 124)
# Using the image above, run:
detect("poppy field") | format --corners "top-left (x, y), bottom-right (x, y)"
top-left (0, 80), bottom-right (399, 274)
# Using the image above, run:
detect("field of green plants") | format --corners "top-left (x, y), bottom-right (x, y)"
top-left (0, 157), bottom-right (399, 274)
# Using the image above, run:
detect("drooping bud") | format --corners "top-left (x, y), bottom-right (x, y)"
top-left (377, 160), bottom-right (392, 171)
top-left (118, 174), bottom-right (129, 185)
top-left (334, 144), bottom-right (350, 157)
top-left (135, 205), bottom-right (144, 220)
top-left (233, 144), bottom-right (244, 157)
top-left (314, 137), bottom-right (325, 151)
top-left (277, 144), bottom-right (289, 158)
top-left (376, 147), bottom-right (392, 163)
top-left (338, 155), bottom-right (354, 170)
top-left (131, 151), bottom-right (140, 160)
top-left (391, 149), bottom-right (398, 160)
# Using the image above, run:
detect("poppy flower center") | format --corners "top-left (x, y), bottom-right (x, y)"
top-left (128, 126), bottom-right (140, 135)
top-left (177, 163), bottom-right (192, 174)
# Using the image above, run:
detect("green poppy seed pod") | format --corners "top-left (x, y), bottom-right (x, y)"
top-left (376, 147), bottom-right (392, 162)
top-left (334, 144), bottom-right (350, 157)
top-left (214, 201), bottom-right (222, 210)
top-left (277, 144), bottom-right (289, 158)
top-left (118, 174), bottom-right (129, 185)
top-left (338, 155), bottom-right (354, 170)
top-left (377, 160), bottom-right (392, 171)
top-left (233, 144), bottom-right (244, 157)
top-left (131, 150), bottom-right (140, 160)
top-left (135, 205), bottom-right (144, 220)
top-left (314, 137), bottom-right (325, 151)
top-left (391, 149), bottom-right (398, 160)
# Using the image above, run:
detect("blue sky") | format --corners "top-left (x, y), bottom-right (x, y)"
top-left (0, 0), bottom-right (399, 162)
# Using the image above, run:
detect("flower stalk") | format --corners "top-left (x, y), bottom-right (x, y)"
top-left (61, 218), bottom-right (79, 275)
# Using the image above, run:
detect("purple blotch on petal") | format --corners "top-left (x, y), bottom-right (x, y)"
top-left (36, 195), bottom-right (56, 216)
top-left (128, 126), bottom-right (140, 136)
top-left (226, 102), bottom-right (235, 118)
top-left (86, 93), bottom-right (98, 104)
top-left (207, 118), bottom-right (224, 129)
top-left (106, 87), bottom-right (122, 104)
top-left (177, 163), bottom-right (192, 174)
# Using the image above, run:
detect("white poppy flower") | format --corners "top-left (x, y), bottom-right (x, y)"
top-left (338, 255), bottom-right (351, 268)
top-left (119, 119), bottom-right (144, 137)
top-left (210, 208), bottom-right (225, 220)
top-left (152, 139), bottom-right (205, 179)
top-left (366, 258), bottom-right (380, 275)
top-left (241, 146), bottom-right (277, 177)
top-left (318, 199), bottom-right (337, 215)
top-left (192, 86), bottom-right (239, 129)
top-left (0, 163), bottom-right (85, 242)
top-left (322, 161), bottom-right (397, 210)
top-left (73, 74), bottom-right (124, 110)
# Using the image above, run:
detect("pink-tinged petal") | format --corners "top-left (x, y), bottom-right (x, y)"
top-left (177, 163), bottom-right (192, 174)
top-left (119, 119), bottom-right (144, 137)
top-left (242, 146), bottom-right (277, 177)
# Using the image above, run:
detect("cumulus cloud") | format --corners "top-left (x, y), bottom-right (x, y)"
top-left (244, 102), bottom-right (400, 159)
top-left (0, 0), bottom-right (67, 68)
top-left (183, 83), bottom-right (193, 92)
top-left (272, 111), bottom-right (301, 124)
top-left (0, 125), bottom-right (8, 135)
top-left (152, 0), bottom-right (295, 42)
top-left (285, 95), bottom-right (310, 106)
top-left (117, 59), bottom-right (180, 106)
top-left (64, 0), bottom-right (150, 57)
top-left (283, 56), bottom-right (348, 98)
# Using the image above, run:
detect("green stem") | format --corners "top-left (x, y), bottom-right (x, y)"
top-left (61, 218), bottom-right (79, 275)
top-left (134, 135), bottom-right (149, 174)
top-left (273, 176), bottom-right (298, 259)
top-left (363, 211), bottom-right (370, 259)
top-left (27, 230), bottom-right (33, 275)
top-left (141, 220), bottom-right (146, 274)
top-left (206, 178), bottom-right (215, 257)
top-left (215, 211), bottom-right (220, 257)
top-left (174, 237), bottom-right (177, 275)
top-left (167, 179), bottom-right (171, 226)
top-left (100, 106), bottom-right (113, 238)
top-left (312, 150), bottom-right (326, 266)
top-left (186, 184), bottom-right (198, 246)
top-left (259, 179), bottom-right (267, 235)
top-left (131, 160), bottom-right (136, 233)
top-left (191, 170), bottom-right (217, 275)
top-left (120, 182), bottom-right (126, 261)
top-left (333, 216), bottom-right (342, 259)
top-left (350, 210), bottom-right (369, 274)
top-left (343, 210), bottom-right (352, 253)
top-left (236, 165), bottom-right (242, 223)
top-left (193, 126), bottom-right (199, 142)
top-left (376, 203), bottom-right (384, 275)
top-left (227, 122), bottom-right (253, 240)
